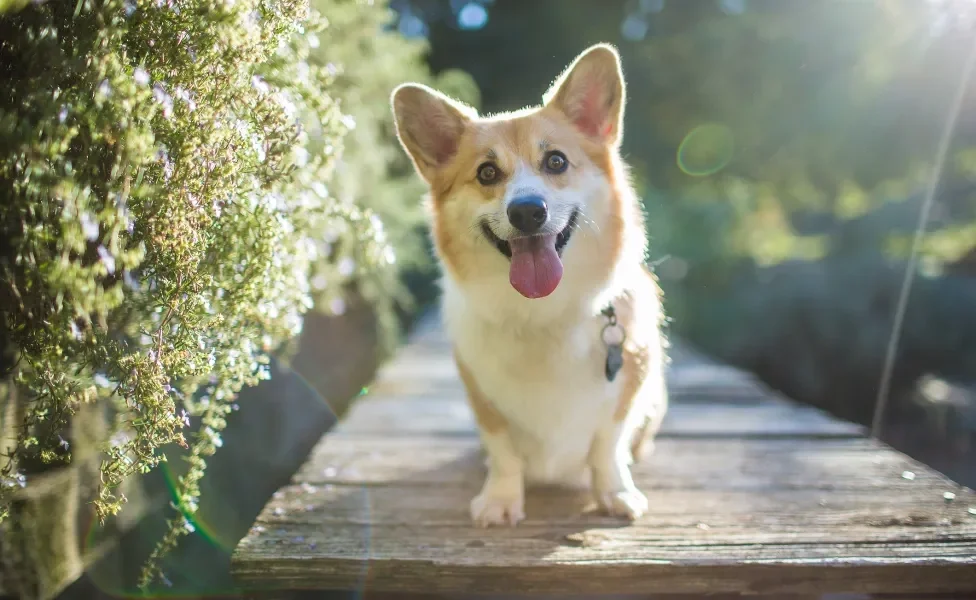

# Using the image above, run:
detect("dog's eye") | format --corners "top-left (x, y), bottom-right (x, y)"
top-left (543, 150), bottom-right (568, 174)
top-left (476, 162), bottom-right (500, 185)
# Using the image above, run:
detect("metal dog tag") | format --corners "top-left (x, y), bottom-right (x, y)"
top-left (605, 342), bottom-right (624, 382)
top-left (602, 318), bottom-right (626, 382)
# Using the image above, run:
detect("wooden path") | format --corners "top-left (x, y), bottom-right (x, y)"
top-left (231, 309), bottom-right (976, 598)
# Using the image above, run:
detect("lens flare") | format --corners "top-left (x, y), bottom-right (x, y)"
top-left (676, 123), bottom-right (735, 176)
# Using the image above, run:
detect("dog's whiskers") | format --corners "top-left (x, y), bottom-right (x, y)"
top-left (466, 222), bottom-right (486, 241)
top-left (575, 209), bottom-right (601, 235)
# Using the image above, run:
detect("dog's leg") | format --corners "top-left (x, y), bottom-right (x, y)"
top-left (470, 427), bottom-right (525, 527)
top-left (588, 342), bottom-right (656, 520)
top-left (455, 353), bottom-right (525, 527)
top-left (588, 420), bottom-right (648, 520)
top-left (630, 374), bottom-right (668, 462)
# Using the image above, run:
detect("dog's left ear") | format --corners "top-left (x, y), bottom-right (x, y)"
top-left (544, 43), bottom-right (625, 146)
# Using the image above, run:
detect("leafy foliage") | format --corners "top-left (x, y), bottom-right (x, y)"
top-left (0, 0), bottom-right (400, 586)
top-left (305, 0), bottom-right (478, 345)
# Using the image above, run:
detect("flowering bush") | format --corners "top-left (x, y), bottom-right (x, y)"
top-left (0, 0), bottom-right (412, 588)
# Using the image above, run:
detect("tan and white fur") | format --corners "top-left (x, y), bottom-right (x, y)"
top-left (391, 44), bottom-right (667, 526)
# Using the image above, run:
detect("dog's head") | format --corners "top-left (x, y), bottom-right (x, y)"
top-left (391, 44), bottom-right (635, 301)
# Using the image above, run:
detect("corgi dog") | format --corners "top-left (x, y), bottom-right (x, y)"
top-left (390, 43), bottom-right (667, 527)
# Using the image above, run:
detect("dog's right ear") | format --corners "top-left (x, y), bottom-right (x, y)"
top-left (391, 83), bottom-right (475, 182)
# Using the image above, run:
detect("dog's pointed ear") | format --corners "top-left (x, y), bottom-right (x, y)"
top-left (391, 83), bottom-right (475, 182)
top-left (543, 44), bottom-right (625, 146)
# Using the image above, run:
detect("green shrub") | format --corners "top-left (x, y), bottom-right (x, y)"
top-left (0, 0), bottom-right (402, 587)
top-left (308, 0), bottom-right (478, 341)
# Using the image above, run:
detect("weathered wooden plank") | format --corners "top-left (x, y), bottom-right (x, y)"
top-left (234, 491), bottom-right (976, 596)
top-left (259, 465), bottom-right (975, 531)
top-left (348, 321), bottom-right (861, 437)
top-left (368, 355), bottom-right (769, 400)
top-left (233, 433), bottom-right (976, 594)
top-left (289, 436), bottom-right (959, 491)
top-left (230, 309), bottom-right (976, 596)
top-left (366, 320), bottom-right (785, 409)
top-left (242, 487), bottom-right (976, 550)
top-left (360, 380), bottom-right (779, 408)
top-left (339, 396), bottom-right (862, 437)
top-left (234, 557), bottom-right (976, 597)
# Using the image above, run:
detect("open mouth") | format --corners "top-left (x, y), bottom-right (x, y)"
top-left (479, 208), bottom-right (579, 260)
top-left (478, 208), bottom-right (579, 299)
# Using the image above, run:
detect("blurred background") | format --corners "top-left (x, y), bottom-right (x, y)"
top-left (1, 0), bottom-right (975, 598)
top-left (392, 0), bottom-right (976, 487)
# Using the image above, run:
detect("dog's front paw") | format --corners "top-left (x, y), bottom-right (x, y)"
top-left (470, 488), bottom-right (524, 527)
top-left (595, 486), bottom-right (648, 521)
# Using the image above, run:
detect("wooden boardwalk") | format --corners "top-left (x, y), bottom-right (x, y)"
top-left (231, 309), bottom-right (976, 598)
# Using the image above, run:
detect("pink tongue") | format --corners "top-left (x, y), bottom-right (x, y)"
top-left (508, 234), bottom-right (563, 299)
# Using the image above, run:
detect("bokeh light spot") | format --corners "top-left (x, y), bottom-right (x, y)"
top-left (398, 12), bottom-right (427, 38)
top-left (621, 15), bottom-right (649, 41)
top-left (458, 3), bottom-right (488, 31)
top-left (676, 123), bottom-right (735, 176)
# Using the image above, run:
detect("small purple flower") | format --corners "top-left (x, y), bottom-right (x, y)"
top-left (97, 245), bottom-right (115, 274)
top-left (134, 67), bottom-right (150, 85)
top-left (80, 212), bottom-right (99, 241)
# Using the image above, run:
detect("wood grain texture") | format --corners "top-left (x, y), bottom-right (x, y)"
top-left (288, 436), bottom-right (962, 491)
top-left (339, 396), bottom-right (862, 438)
top-left (230, 309), bottom-right (976, 596)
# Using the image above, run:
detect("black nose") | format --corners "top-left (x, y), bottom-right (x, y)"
top-left (507, 195), bottom-right (548, 234)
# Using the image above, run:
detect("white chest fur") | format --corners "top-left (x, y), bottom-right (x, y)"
top-left (442, 283), bottom-right (626, 485)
